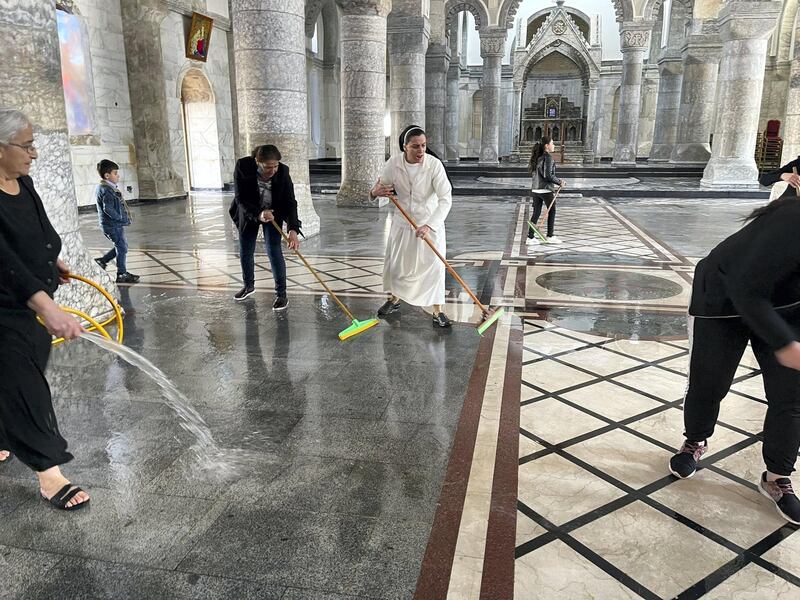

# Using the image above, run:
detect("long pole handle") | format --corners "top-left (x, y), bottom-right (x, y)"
top-left (537, 185), bottom-right (562, 228)
top-left (268, 220), bottom-right (356, 321)
top-left (387, 195), bottom-right (487, 313)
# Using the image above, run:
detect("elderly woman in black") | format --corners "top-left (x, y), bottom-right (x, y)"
top-left (0, 108), bottom-right (89, 510)
top-left (668, 157), bottom-right (800, 525)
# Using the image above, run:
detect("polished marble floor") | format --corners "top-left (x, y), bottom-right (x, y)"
top-left (2, 187), bottom-right (798, 599)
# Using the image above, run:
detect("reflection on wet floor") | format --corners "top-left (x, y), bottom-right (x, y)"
top-left (3, 190), bottom-right (796, 599)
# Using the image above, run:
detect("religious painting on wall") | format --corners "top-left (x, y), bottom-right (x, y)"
top-left (56, 10), bottom-right (99, 137)
top-left (186, 12), bottom-right (214, 62)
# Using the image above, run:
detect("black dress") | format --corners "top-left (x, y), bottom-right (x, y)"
top-left (0, 177), bottom-right (73, 471)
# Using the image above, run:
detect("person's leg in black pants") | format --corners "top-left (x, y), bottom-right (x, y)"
top-left (750, 312), bottom-right (800, 477)
top-left (238, 222), bottom-right (259, 289)
top-left (528, 194), bottom-right (544, 239)
top-left (263, 222), bottom-right (287, 299)
top-left (542, 192), bottom-right (556, 237)
top-left (670, 316), bottom-right (749, 479)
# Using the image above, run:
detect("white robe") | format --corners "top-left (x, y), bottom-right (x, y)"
top-left (379, 153), bottom-right (453, 306)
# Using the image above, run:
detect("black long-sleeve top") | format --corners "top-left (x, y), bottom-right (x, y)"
top-left (689, 162), bottom-right (800, 350)
top-left (228, 158), bottom-right (302, 234)
top-left (0, 176), bottom-right (62, 318)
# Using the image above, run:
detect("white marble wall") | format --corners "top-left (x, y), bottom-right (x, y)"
top-left (637, 67), bottom-right (659, 157)
top-left (71, 0), bottom-right (138, 206)
top-left (759, 61), bottom-right (790, 132)
top-left (160, 12), bottom-right (235, 189)
top-left (307, 56), bottom-right (325, 159)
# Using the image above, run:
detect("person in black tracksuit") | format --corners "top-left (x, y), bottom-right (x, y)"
top-left (669, 157), bottom-right (800, 524)
top-left (526, 136), bottom-right (565, 245)
top-left (229, 144), bottom-right (302, 310)
top-left (0, 108), bottom-right (89, 510)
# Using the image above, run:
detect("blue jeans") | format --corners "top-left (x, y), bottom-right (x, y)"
top-left (101, 226), bottom-right (128, 273)
top-left (239, 222), bottom-right (286, 296)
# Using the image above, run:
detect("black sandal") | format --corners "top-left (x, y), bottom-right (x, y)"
top-left (40, 484), bottom-right (90, 511)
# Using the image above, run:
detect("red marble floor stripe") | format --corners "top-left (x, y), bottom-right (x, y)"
top-left (479, 319), bottom-right (523, 600)
top-left (414, 324), bottom-right (498, 600)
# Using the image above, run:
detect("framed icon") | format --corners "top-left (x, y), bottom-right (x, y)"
top-left (186, 12), bottom-right (213, 62)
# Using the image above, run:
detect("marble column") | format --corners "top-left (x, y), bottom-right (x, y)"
top-left (612, 23), bottom-right (651, 165)
top-left (425, 43), bottom-right (450, 158)
top-left (387, 11), bottom-right (429, 156)
top-left (232, 0), bottom-right (320, 234)
top-left (445, 56), bottom-right (461, 161)
top-left (670, 35), bottom-right (722, 164)
top-left (479, 27), bottom-right (507, 164)
top-left (119, 0), bottom-right (185, 200)
top-left (649, 53), bottom-right (684, 161)
top-left (701, 1), bottom-right (783, 188)
top-left (337, 0), bottom-right (391, 206)
top-left (511, 82), bottom-right (523, 155)
top-left (322, 0), bottom-right (341, 158)
top-left (782, 17), bottom-right (800, 163)
top-left (584, 82), bottom-right (599, 161)
top-left (0, 1), bottom-right (116, 313)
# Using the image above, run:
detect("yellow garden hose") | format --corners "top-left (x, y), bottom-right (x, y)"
top-left (43, 273), bottom-right (124, 345)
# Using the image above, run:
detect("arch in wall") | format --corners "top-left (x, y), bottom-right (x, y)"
top-left (445, 0), bottom-right (490, 31)
top-left (525, 5), bottom-right (592, 46)
top-left (642, 0), bottom-right (669, 22)
top-left (773, 0), bottom-right (799, 60)
top-left (180, 68), bottom-right (223, 189)
top-left (519, 42), bottom-right (596, 88)
top-left (499, 0), bottom-right (634, 29)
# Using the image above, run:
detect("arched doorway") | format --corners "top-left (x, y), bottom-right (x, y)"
top-left (180, 69), bottom-right (222, 189)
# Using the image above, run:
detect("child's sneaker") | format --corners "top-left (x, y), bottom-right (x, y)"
top-left (525, 236), bottom-right (540, 246)
top-left (547, 236), bottom-right (563, 244)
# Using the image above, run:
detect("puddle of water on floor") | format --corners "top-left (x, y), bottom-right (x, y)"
top-left (81, 332), bottom-right (257, 481)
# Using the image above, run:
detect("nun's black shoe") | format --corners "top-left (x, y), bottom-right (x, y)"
top-left (377, 300), bottom-right (401, 317)
top-left (432, 312), bottom-right (452, 328)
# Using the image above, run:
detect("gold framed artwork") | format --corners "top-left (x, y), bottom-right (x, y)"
top-left (186, 12), bottom-right (213, 62)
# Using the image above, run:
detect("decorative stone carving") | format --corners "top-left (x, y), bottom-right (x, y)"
top-left (552, 19), bottom-right (567, 35)
top-left (621, 29), bottom-right (651, 49)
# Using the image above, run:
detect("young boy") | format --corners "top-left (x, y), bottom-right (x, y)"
top-left (93, 160), bottom-right (139, 283)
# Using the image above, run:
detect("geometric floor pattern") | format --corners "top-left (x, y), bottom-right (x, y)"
top-left (511, 198), bottom-right (800, 599)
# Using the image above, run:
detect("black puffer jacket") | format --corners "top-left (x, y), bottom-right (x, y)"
top-left (228, 157), bottom-right (302, 234)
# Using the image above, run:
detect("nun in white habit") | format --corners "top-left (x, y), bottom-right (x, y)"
top-left (369, 125), bottom-right (453, 327)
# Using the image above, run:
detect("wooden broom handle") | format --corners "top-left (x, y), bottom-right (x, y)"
top-left (268, 220), bottom-right (356, 321)
top-left (387, 195), bottom-right (487, 312)
top-left (794, 168), bottom-right (800, 197)
top-left (538, 185), bottom-right (563, 226)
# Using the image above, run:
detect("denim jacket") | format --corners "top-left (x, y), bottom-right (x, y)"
top-left (95, 181), bottom-right (131, 229)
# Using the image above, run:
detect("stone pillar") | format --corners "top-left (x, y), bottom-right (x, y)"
top-left (511, 82), bottom-right (523, 154)
top-left (584, 81), bottom-right (599, 161)
top-left (387, 11), bottom-right (429, 156)
top-left (119, 0), bottom-right (185, 200)
top-left (321, 1), bottom-right (341, 158)
top-left (479, 27), bottom-right (507, 164)
top-left (232, 0), bottom-right (319, 234)
top-left (782, 17), bottom-right (800, 163)
top-left (649, 54), bottom-right (684, 161)
top-left (701, 1), bottom-right (783, 188)
top-left (337, 0), bottom-right (391, 206)
top-left (445, 45), bottom-right (461, 161)
top-left (612, 23), bottom-right (651, 165)
top-left (670, 35), bottom-right (722, 164)
top-left (0, 1), bottom-right (116, 314)
top-left (425, 43), bottom-right (450, 158)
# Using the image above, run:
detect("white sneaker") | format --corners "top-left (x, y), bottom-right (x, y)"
top-left (547, 236), bottom-right (563, 244)
top-left (525, 237), bottom-right (540, 245)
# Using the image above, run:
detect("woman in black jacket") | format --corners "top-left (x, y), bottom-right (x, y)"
top-left (526, 136), bottom-right (565, 246)
top-left (0, 108), bottom-right (89, 510)
top-left (669, 158), bottom-right (800, 524)
top-left (229, 145), bottom-right (302, 310)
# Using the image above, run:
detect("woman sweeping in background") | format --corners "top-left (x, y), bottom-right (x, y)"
top-left (526, 136), bottom-right (565, 246)
top-left (369, 125), bottom-right (453, 328)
